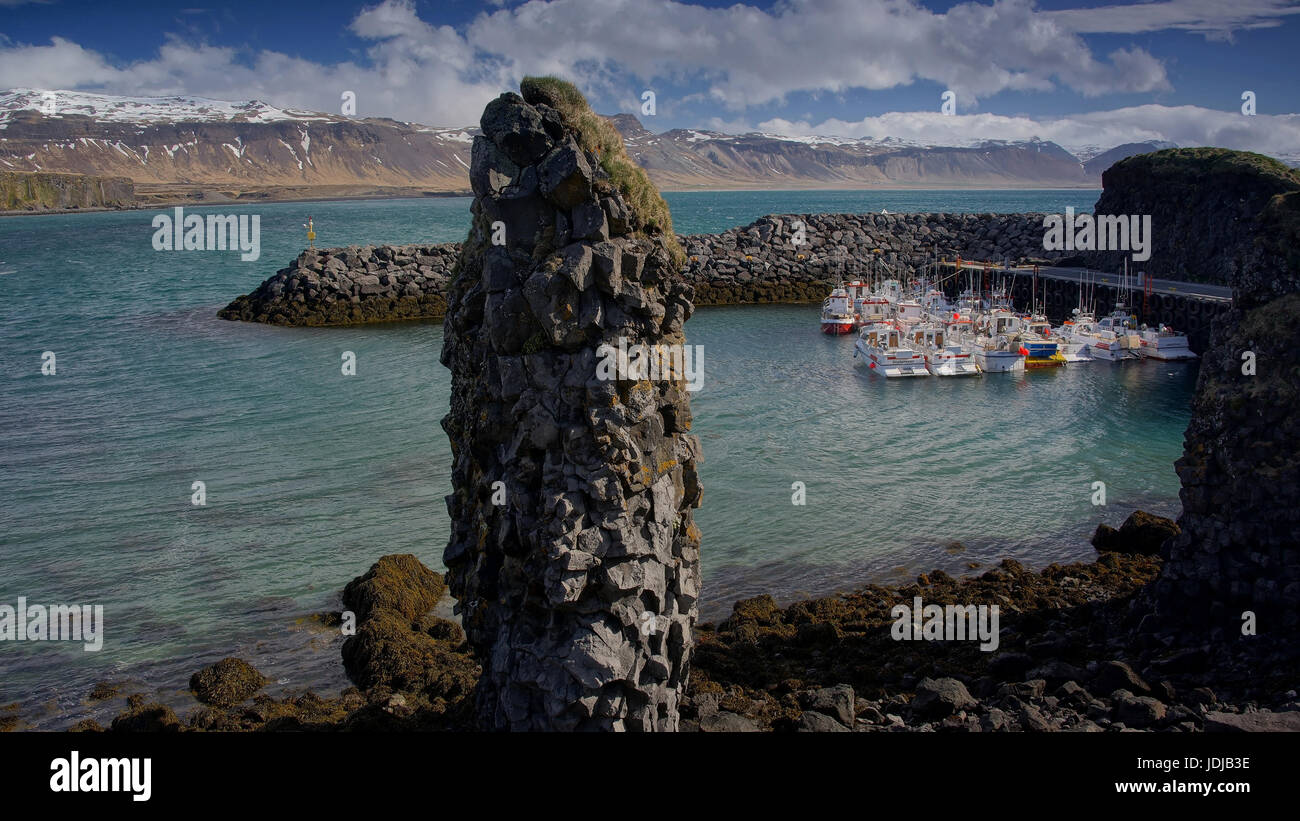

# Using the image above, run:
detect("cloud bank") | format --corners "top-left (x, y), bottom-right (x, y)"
top-left (0, 0), bottom-right (1295, 159)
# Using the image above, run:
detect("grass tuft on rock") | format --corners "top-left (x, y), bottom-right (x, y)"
top-left (520, 75), bottom-right (684, 266)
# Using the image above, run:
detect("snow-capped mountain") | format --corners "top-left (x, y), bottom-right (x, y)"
top-left (0, 89), bottom-right (475, 192)
top-left (0, 90), bottom-right (1179, 199)
top-left (0, 89), bottom-right (335, 125)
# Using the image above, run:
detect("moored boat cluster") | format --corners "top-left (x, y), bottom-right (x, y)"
top-left (821, 262), bottom-right (1197, 378)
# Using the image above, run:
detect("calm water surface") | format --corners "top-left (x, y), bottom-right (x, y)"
top-left (1, 188), bottom-right (1194, 729)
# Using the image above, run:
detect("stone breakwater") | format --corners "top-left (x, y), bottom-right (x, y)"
top-left (217, 244), bottom-right (458, 326)
top-left (679, 211), bottom-right (1058, 306)
top-left (218, 212), bottom-right (1060, 325)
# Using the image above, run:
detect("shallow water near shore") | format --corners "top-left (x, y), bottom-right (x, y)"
top-left (0, 187), bottom-right (1194, 730)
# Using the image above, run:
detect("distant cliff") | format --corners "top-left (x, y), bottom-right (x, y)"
top-left (1079, 148), bottom-right (1300, 288)
top-left (0, 170), bottom-right (133, 211)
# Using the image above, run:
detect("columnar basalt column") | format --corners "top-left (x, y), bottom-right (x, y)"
top-left (440, 80), bottom-right (702, 730)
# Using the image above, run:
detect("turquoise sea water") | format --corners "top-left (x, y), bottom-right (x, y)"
top-left (0, 188), bottom-right (1197, 729)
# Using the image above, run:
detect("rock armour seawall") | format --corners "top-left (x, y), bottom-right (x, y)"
top-left (218, 211), bottom-right (1061, 324)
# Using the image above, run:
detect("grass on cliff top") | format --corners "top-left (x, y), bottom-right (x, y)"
top-left (1115, 147), bottom-right (1300, 188)
top-left (520, 75), bottom-right (684, 266)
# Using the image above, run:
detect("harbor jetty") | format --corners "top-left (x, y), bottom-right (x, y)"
top-left (218, 209), bottom-right (1231, 351)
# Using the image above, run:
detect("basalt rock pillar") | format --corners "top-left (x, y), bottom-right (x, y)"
top-left (1141, 163), bottom-right (1300, 644)
top-left (440, 79), bottom-right (702, 730)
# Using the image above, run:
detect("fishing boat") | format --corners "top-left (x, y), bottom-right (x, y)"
top-left (854, 321), bottom-right (929, 377)
top-left (895, 298), bottom-right (927, 330)
top-left (1052, 319), bottom-right (1094, 363)
top-left (1021, 316), bottom-right (1066, 368)
top-left (1137, 324), bottom-right (1197, 360)
top-left (968, 311), bottom-right (1027, 373)
top-left (907, 323), bottom-right (980, 377)
top-left (1067, 316), bottom-right (1140, 361)
top-left (820, 286), bottom-right (856, 335)
top-left (843, 280), bottom-right (874, 327)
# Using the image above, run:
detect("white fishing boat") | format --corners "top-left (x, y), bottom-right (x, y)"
top-left (843, 280), bottom-right (874, 327)
top-left (1137, 324), bottom-right (1197, 360)
top-left (895, 298), bottom-right (927, 330)
top-left (1052, 319), bottom-right (1094, 363)
top-left (853, 321), bottom-right (929, 377)
top-left (820, 286), bottom-right (855, 335)
top-left (1090, 309), bottom-right (1144, 360)
top-left (1068, 317), bottom-right (1140, 361)
top-left (969, 311), bottom-right (1027, 373)
top-left (906, 323), bottom-right (980, 377)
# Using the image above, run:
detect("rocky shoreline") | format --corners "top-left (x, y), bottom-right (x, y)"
top-left (217, 211), bottom-right (1061, 326)
top-left (47, 509), bottom-right (1296, 733)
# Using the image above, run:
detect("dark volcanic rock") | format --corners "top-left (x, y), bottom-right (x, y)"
top-left (1079, 148), bottom-right (1300, 288)
top-left (1091, 510), bottom-right (1180, 556)
top-left (1203, 711), bottom-right (1300, 732)
top-left (1094, 660), bottom-right (1151, 696)
top-left (441, 82), bottom-right (700, 731)
top-left (913, 677), bottom-right (976, 718)
top-left (799, 684), bottom-right (855, 726)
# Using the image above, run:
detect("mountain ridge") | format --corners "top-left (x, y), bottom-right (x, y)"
top-left (0, 89), bottom-right (1192, 199)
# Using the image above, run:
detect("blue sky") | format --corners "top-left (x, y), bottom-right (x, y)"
top-left (2, 0), bottom-right (1298, 156)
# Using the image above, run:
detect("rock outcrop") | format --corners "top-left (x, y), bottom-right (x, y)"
top-left (439, 78), bottom-right (702, 730)
top-left (1078, 148), bottom-right (1300, 285)
top-left (188, 658), bottom-right (267, 707)
top-left (1091, 510), bottom-right (1180, 556)
top-left (1142, 150), bottom-right (1300, 640)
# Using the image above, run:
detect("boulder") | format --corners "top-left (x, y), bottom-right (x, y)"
top-left (1092, 510), bottom-right (1180, 556)
top-left (913, 677), bottom-right (976, 718)
top-left (189, 658), bottom-right (267, 707)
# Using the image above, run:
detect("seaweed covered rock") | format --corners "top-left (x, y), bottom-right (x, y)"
top-left (441, 77), bottom-right (701, 731)
top-left (339, 555), bottom-right (477, 709)
top-left (111, 699), bottom-right (183, 733)
top-left (342, 553), bottom-right (447, 623)
top-left (189, 658), bottom-right (268, 707)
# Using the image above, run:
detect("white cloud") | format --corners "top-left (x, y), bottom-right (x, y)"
top-left (1046, 0), bottom-right (1300, 39)
top-left (0, 0), bottom-right (1184, 125)
top-left (0, 0), bottom-right (1294, 164)
top-left (468, 0), bottom-right (1170, 107)
top-left (0, 2), bottom-right (507, 126)
top-left (754, 105), bottom-right (1300, 161)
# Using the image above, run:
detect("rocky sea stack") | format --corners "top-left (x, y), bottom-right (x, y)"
top-left (1140, 150), bottom-right (1300, 641)
top-left (439, 77), bottom-right (702, 730)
